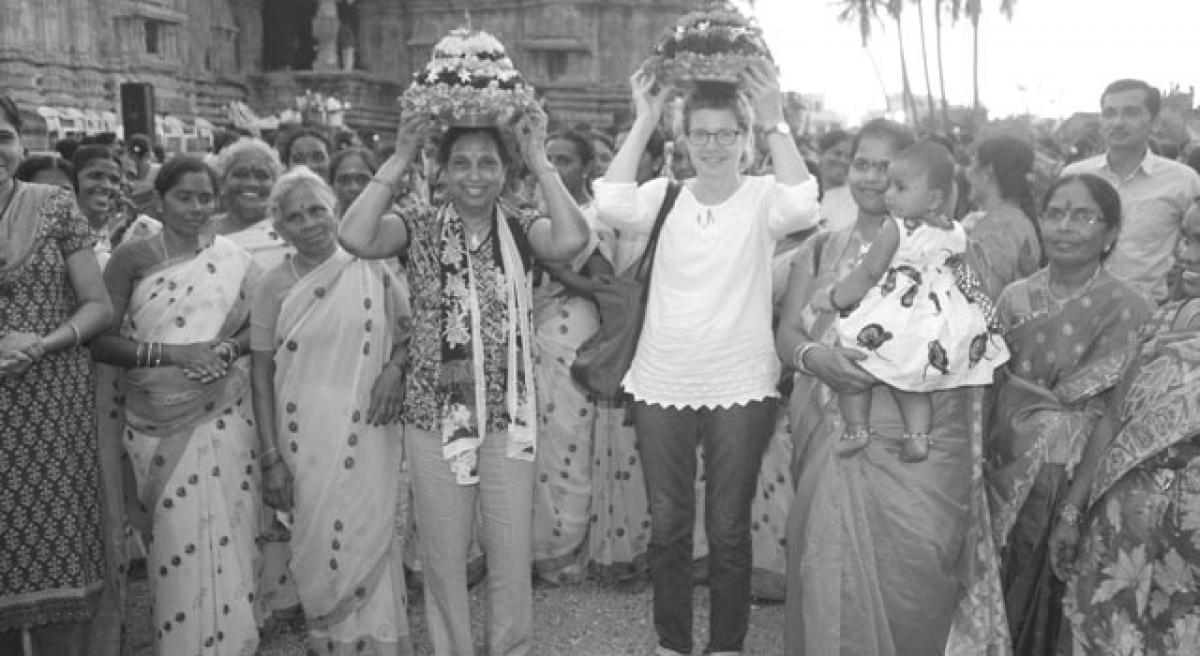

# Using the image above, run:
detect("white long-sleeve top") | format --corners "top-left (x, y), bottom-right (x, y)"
top-left (594, 175), bottom-right (819, 408)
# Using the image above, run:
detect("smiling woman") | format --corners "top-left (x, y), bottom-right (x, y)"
top-left (338, 103), bottom-right (590, 655)
top-left (212, 138), bottom-right (292, 272)
top-left (984, 173), bottom-right (1151, 654)
top-left (0, 94), bottom-right (113, 656)
top-left (248, 167), bottom-right (413, 653)
top-left (596, 63), bottom-right (818, 655)
top-left (89, 155), bottom-right (263, 656)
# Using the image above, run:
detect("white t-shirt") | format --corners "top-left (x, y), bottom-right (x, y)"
top-left (594, 175), bottom-right (819, 408)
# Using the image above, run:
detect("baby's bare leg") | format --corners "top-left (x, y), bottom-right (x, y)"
top-left (835, 389), bottom-right (873, 456)
top-left (891, 388), bottom-right (933, 462)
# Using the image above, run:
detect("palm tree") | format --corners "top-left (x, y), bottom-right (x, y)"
top-left (963, 0), bottom-right (982, 116)
top-left (933, 0), bottom-right (960, 131)
top-left (912, 0), bottom-right (937, 130)
top-left (836, 0), bottom-right (893, 112)
top-left (887, 0), bottom-right (918, 126)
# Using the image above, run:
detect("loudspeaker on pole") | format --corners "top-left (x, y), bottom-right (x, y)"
top-left (120, 82), bottom-right (156, 140)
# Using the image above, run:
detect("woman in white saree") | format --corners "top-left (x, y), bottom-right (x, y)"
top-left (250, 167), bottom-right (413, 654)
top-left (91, 155), bottom-right (262, 655)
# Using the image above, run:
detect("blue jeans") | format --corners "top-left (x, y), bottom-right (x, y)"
top-left (634, 399), bottom-right (776, 654)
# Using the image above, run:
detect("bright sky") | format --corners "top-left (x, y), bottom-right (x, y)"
top-left (749, 0), bottom-right (1200, 125)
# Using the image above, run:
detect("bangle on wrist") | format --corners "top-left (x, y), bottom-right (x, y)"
top-left (1058, 501), bottom-right (1083, 526)
top-left (793, 342), bottom-right (823, 375)
top-left (66, 321), bottom-right (82, 348)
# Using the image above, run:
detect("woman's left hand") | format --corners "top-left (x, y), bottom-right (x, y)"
top-left (367, 363), bottom-right (405, 426)
top-left (742, 59), bottom-right (785, 126)
top-left (512, 105), bottom-right (551, 171)
top-left (0, 332), bottom-right (44, 376)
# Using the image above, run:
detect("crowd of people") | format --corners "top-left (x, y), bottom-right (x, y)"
top-left (3, 63), bottom-right (1200, 656)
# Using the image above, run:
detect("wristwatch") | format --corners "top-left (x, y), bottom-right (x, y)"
top-left (762, 121), bottom-right (792, 137)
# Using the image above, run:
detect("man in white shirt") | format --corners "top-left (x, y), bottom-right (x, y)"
top-left (1062, 78), bottom-right (1200, 301)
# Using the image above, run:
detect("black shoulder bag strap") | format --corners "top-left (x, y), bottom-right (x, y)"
top-left (634, 180), bottom-right (683, 284)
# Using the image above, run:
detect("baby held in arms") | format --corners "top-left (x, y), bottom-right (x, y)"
top-left (829, 140), bottom-right (1008, 461)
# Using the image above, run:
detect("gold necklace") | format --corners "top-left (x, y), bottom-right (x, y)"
top-left (1045, 265), bottom-right (1101, 302)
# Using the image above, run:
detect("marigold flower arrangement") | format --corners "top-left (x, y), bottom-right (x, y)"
top-left (400, 26), bottom-right (539, 126)
top-left (645, 1), bottom-right (773, 85)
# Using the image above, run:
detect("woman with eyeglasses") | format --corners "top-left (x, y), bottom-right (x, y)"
top-left (983, 173), bottom-right (1151, 654)
top-left (594, 61), bottom-right (818, 656)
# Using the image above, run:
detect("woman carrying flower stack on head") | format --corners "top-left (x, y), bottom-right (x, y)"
top-left (596, 48), bottom-right (819, 653)
top-left (339, 25), bottom-right (590, 656)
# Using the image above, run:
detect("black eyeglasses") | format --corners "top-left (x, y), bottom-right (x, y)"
top-left (686, 129), bottom-right (743, 147)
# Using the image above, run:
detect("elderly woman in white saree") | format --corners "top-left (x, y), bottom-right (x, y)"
top-left (250, 168), bottom-right (413, 654)
top-left (91, 156), bottom-right (261, 655)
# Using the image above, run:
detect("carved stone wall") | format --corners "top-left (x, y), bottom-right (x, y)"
top-left (0, 0), bottom-right (694, 139)
top-left (0, 0), bottom-right (247, 124)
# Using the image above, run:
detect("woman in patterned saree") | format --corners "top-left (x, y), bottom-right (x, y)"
top-left (91, 155), bottom-right (262, 655)
top-left (531, 129), bottom-right (606, 585)
top-left (339, 106), bottom-right (588, 655)
top-left (1049, 201), bottom-right (1200, 654)
top-left (776, 118), bottom-right (1010, 654)
top-left (250, 167), bottom-right (413, 654)
top-left (986, 174), bottom-right (1151, 653)
top-left (0, 95), bottom-right (113, 656)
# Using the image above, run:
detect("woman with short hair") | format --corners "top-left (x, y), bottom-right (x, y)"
top-left (596, 62), bottom-right (819, 655)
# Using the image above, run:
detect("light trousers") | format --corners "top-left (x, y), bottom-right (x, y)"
top-left (406, 426), bottom-right (535, 656)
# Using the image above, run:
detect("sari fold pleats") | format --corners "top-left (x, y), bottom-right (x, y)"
top-left (783, 228), bottom-right (1011, 655)
top-left (272, 249), bottom-right (412, 653)
top-left (119, 236), bottom-right (260, 655)
top-left (981, 272), bottom-right (1150, 654)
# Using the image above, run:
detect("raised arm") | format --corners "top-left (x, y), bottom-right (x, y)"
top-left (605, 69), bottom-right (673, 186)
top-left (514, 107), bottom-right (589, 262)
top-left (743, 60), bottom-right (810, 188)
top-left (339, 112), bottom-right (435, 258)
top-left (742, 61), bottom-right (820, 236)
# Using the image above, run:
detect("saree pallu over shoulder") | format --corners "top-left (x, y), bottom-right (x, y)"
top-left (119, 236), bottom-right (256, 436)
top-left (0, 183), bottom-right (77, 281)
top-left (784, 225), bottom-right (1011, 655)
top-left (986, 271), bottom-right (1150, 548)
top-left (1090, 301), bottom-right (1200, 506)
top-left (272, 249), bottom-right (411, 648)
